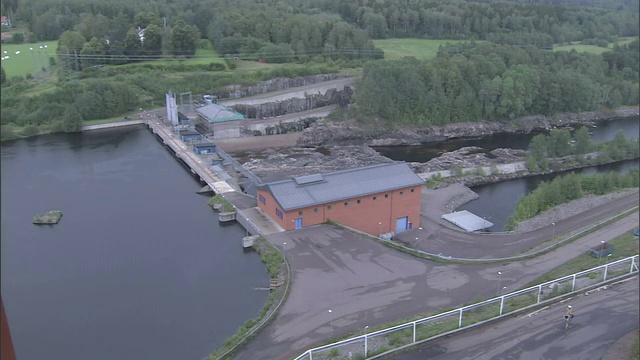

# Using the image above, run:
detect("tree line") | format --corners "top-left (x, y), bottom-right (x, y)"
top-left (506, 169), bottom-right (639, 230)
top-left (353, 39), bottom-right (639, 125)
top-left (311, 0), bottom-right (638, 46)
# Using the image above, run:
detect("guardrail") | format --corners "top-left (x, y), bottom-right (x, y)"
top-left (390, 206), bottom-right (639, 263)
top-left (293, 255), bottom-right (639, 360)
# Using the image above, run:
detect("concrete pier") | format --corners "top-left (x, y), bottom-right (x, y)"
top-left (145, 120), bottom-right (235, 195)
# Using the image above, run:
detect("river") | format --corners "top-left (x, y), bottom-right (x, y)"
top-left (0, 126), bottom-right (269, 360)
top-left (459, 159), bottom-right (640, 231)
top-left (374, 115), bottom-right (639, 231)
top-left (375, 115), bottom-right (639, 162)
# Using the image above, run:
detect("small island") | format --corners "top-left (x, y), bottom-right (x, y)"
top-left (33, 210), bottom-right (63, 225)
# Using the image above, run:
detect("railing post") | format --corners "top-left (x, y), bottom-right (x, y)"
top-left (413, 322), bottom-right (416, 343)
top-left (364, 335), bottom-right (368, 358)
top-left (459, 309), bottom-right (463, 328)
top-left (537, 285), bottom-right (542, 303)
top-left (309, 350), bottom-right (313, 360)
top-left (572, 274), bottom-right (576, 291)
top-left (604, 263), bottom-right (608, 281)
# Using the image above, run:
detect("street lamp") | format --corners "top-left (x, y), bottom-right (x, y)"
top-left (502, 286), bottom-right (507, 295)
top-left (552, 222), bottom-right (555, 241)
top-left (378, 222), bottom-right (382, 237)
top-left (496, 271), bottom-right (502, 296)
top-left (328, 309), bottom-right (333, 336)
top-left (598, 241), bottom-right (605, 266)
top-left (282, 242), bottom-right (287, 260)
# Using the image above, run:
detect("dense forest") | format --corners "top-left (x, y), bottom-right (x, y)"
top-left (4, 0), bottom-right (638, 62)
top-left (353, 39), bottom-right (639, 124)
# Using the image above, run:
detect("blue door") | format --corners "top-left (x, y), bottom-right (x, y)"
top-left (294, 218), bottom-right (303, 229)
top-left (396, 217), bottom-right (408, 233)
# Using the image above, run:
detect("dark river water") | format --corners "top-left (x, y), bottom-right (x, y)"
top-left (459, 159), bottom-right (640, 231)
top-left (0, 126), bottom-right (269, 360)
top-left (374, 115), bottom-right (639, 231)
top-left (375, 116), bottom-right (639, 162)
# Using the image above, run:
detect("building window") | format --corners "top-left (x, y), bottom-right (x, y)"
top-left (399, 191), bottom-right (404, 195)
top-left (411, 188), bottom-right (415, 193)
top-left (327, 205), bottom-right (332, 210)
top-left (373, 196), bottom-right (377, 200)
top-left (385, 194), bottom-right (389, 198)
top-left (344, 202), bottom-right (348, 206)
top-left (298, 210), bottom-right (303, 215)
top-left (314, 208), bottom-right (318, 213)
top-left (357, 199), bottom-right (361, 204)
top-left (275, 208), bottom-right (283, 220)
top-left (259, 194), bottom-right (266, 205)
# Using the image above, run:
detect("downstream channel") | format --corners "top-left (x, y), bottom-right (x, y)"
top-left (375, 115), bottom-right (639, 231)
top-left (0, 126), bottom-right (269, 360)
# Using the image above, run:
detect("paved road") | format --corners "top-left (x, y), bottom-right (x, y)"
top-left (232, 211), bottom-right (638, 360)
top-left (395, 187), bottom-right (640, 260)
top-left (389, 277), bottom-right (639, 360)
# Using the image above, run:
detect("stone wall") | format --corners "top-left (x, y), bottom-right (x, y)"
top-left (232, 86), bottom-right (351, 119)
top-left (220, 73), bottom-right (352, 99)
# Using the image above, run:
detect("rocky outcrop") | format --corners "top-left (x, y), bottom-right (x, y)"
top-left (220, 73), bottom-right (353, 99)
top-left (233, 88), bottom-right (348, 119)
top-left (297, 106), bottom-right (640, 146)
top-left (235, 145), bottom-right (395, 182)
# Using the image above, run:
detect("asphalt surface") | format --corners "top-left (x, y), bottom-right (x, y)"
top-left (231, 204), bottom-right (639, 360)
top-left (388, 277), bottom-right (639, 360)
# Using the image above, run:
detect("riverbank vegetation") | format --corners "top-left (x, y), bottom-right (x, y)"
top-left (527, 128), bottom-right (640, 171)
top-left (506, 170), bottom-right (640, 230)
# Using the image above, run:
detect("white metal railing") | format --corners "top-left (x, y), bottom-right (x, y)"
top-left (293, 255), bottom-right (639, 360)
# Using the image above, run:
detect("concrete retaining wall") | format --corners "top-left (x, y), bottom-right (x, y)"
top-left (82, 120), bottom-right (145, 131)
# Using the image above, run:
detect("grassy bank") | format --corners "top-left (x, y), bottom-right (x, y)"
top-left (553, 36), bottom-right (639, 54)
top-left (526, 230), bottom-right (640, 287)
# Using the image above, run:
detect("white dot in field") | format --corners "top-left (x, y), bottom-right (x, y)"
top-left (15, 51), bottom-right (20, 54)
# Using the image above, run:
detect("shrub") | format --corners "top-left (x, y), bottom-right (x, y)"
top-left (20, 124), bottom-right (40, 137)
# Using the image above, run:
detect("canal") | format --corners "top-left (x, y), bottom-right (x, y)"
top-left (0, 125), bottom-right (269, 360)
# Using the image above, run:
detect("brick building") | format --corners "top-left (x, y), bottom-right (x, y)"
top-left (256, 163), bottom-right (424, 235)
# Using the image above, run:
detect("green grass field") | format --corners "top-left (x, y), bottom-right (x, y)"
top-left (553, 36), bottom-right (638, 54)
top-left (1, 40), bottom-right (59, 78)
top-left (373, 38), bottom-right (476, 61)
top-left (119, 47), bottom-right (227, 68)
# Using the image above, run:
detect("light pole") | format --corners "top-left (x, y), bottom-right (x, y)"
top-left (245, 217), bottom-right (249, 236)
top-left (502, 286), bottom-right (507, 295)
top-left (282, 242), bottom-right (287, 260)
top-left (378, 222), bottom-right (382, 237)
top-left (496, 271), bottom-right (502, 296)
top-left (328, 309), bottom-right (333, 337)
top-left (598, 241), bottom-right (605, 266)
top-left (552, 222), bottom-right (555, 241)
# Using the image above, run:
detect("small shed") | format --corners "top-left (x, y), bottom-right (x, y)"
top-left (179, 131), bottom-right (202, 143)
top-left (178, 111), bottom-right (191, 126)
top-left (193, 143), bottom-right (217, 155)
top-left (441, 210), bottom-right (493, 232)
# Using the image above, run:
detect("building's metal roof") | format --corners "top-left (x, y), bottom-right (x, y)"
top-left (196, 103), bottom-right (244, 122)
top-left (441, 210), bottom-right (493, 232)
top-left (263, 163), bottom-right (424, 211)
